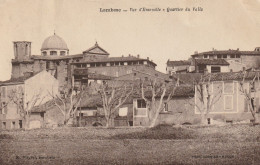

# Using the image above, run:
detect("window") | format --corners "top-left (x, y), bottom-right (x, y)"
top-left (119, 107), bottom-right (128, 117)
top-left (2, 122), bottom-right (6, 129)
top-left (50, 51), bottom-right (57, 56)
top-left (139, 61), bottom-right (143, 65)
top-left (236, 54), bottom-right (240, 58)
top-left (203, 54), bottom-right (208, 59)
top-left (230, 54), bottom-right (235, 58)
top-left (137, 99), bottom-right (146, 108)
top-left (11, 122), bottom-right (15, 129)
top-left (1, 102), bottom-right (7, 114)
top-left (19, 120), bottom-right (22, 129)
top-left (217, 55), bottom-right (222, 59)
top-left (223, 54), bottom-right (227, 58)
top-left (163, 103), bottom-right (168, 112)
top-left (90, 63), bottom-right (95, 67)
top-left (1, 87), bottom-right (6, 98)
top-left (46, 61), bottom-right (50, 70)
top-left (127, 62), bottom-right (133, 65)
top-left (42, 51), bottom-right (47, 56)
top-left (60, 51), bottom-right (66, 56)
top-left (224, 95), bottom-right (233, 110)
top-left (211, 66), bottom-right (221, 73)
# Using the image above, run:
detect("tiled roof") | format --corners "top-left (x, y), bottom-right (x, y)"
top-left (167, 60), bottom-right (191, 67)
top-left (0, 74), bottom-right (34, 86)
top-left (192, 50), bottom-right (260, 56)
top-left (72, 56), bottom-right (157, 66)
top-left (195, 59), bottom-right (229, 65)
top-left (31, 99), bottom-right (56, 112)
top-left (88, 73), bottom-right (113, 80)
top-left (171, 73), bottom-right (203, 85)
top-left (79, 94), bottom-right (103, 108)
top-left (31, 54), bottom-right (83, 60)
top-left (83, 42), bottom-right (109, 55)
top-left (202, 71), bottom-right (260, 81)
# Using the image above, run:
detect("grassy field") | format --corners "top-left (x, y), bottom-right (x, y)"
top-left (0, 124), bottom-right (259, 165)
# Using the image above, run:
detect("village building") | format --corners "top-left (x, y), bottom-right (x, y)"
top-left (166, 60), bottom-right (191, 74)
top-left (0, 71), bottom-right (59, 130)
top-left (190, 48), bottom-right (260, 72)
top-left (191, 59), bottom-right (230, 73)
top-left (194, 71), bottom-right (260, 124)
top-left (11, 33), bottom-right (158, 90)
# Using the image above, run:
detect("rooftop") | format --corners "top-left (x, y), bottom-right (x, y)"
top-left (202, 71), bottom-right (260, 81)
top-left (195, 59), bottom-right (229, 65)
top-left (167, 60), bottom-right (191, 67)
top-left (83, 42), bottom-right (109, 55)
top-left (41, 33), bottom-right (69, 51)
top-left (192, 49), bottom-right (260, 56)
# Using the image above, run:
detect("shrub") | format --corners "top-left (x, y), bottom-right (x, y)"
top-left (0, 134), bottom-right (13, 139)
top-left (110, 124), bottom-right (196, 140)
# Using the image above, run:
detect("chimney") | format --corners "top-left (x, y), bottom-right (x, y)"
top-left (137, 54), bottom-right (140, 58)
top-left (122, 55), bottom-right (124, 57)
top-left (147, 57), bottom-right (149, 60)
top-left (237, 48), bottom-right (239, 51)
top-left (129, 54), bottom-right (131, 57)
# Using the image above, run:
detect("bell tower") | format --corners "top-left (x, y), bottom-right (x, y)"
top-left (13, 41), bottom-right (31, 60)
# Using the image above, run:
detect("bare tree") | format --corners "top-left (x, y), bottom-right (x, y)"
top-left (49, 85), bottom-right (82, 126)
top-left (8, 87), bottom-right (44, 129)
top-left (194, 78), bottom-right (222, 125)
top-left (96, 81), bottom-right (133, 128)
top-left (239, 73), bottom-right (260, 125)
top-left (141, 79), bottom-right (177, 127)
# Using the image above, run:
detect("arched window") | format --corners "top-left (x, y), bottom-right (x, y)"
top-left (60, 51), bottom-right (66, 56)
top-left (42, 51), bottom-right (47, 56)
top-left (50, 51), bottom-right (57, 56)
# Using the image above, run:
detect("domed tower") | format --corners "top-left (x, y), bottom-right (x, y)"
top-left (41, 33), bottom-right (69, 56)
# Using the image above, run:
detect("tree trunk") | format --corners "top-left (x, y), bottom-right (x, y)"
top-left (106, 117), bottom-right (115, 128)
top-left (253, 113), bottom-right (260, 125)
top-left (150, 108), bottom-right (160, 128)
top-left (24, 115), bottom-right (30, 130)
top-left (200, 113), bottom-right (207, 125)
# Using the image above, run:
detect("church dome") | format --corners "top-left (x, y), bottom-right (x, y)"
top-left (41, 33), bottom-right (68, 51)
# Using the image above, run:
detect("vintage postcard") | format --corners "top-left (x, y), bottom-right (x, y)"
top-left (0, 0), bottom-right (259, 164)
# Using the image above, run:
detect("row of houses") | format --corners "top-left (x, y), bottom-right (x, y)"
top-left (1, 69), bottom-right (259, 129)
top-left (0, 33), bottom-right (260, 129)
top-left (166, 47), bottom-right (260, 74)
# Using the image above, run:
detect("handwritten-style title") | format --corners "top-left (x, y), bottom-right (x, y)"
top-left (100, 7), bottom-right (203, 13)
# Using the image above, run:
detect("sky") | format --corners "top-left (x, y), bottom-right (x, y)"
top-left (1, 0), bottom-right (260, 80)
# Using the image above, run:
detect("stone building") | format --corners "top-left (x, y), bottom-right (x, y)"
top-left (0, 71), bottom-right (59, 130)
top-left (10, 33), bottom-right (158, 89)
top-left (190, 48), bottom-right (260, 72)
top-left (166, 60), bottom-right (191, 74)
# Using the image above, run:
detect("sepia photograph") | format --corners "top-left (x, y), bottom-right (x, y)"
top-left (0, 0), bottom-right (259, 164)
